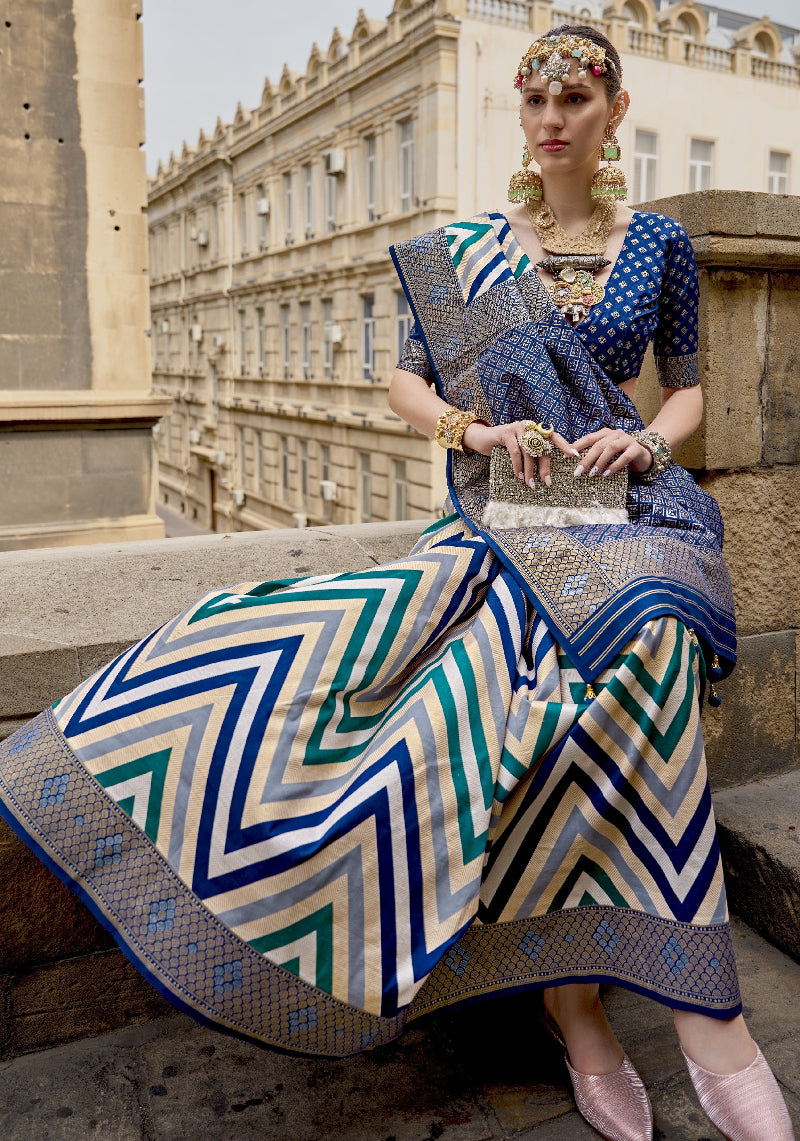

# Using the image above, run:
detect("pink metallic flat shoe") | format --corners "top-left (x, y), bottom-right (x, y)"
top-left (544, 1009), bottom-right (654, 1141)
top-left (681, 1043), bottom-right (795, 1141)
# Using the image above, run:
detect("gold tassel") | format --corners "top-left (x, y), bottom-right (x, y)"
top-left (591, 127), bottom-right (627, 201)
top-left (508, 144), bottom-right (543, 204)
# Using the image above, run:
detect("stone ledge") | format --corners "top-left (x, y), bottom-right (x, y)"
top-left (715, 771), bottom-right (800, 965)
top-left (642, 191), bottom-right (800, 244)
top-left (0, 520), bottom-right (429, 722)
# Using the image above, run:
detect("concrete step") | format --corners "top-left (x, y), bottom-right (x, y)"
top-left (0, 917), bottom-right (798, 1141)
top-left (715, 770), bottom-right (800, 964)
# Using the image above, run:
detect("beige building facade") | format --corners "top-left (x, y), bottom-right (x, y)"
top-left (147, 0), bottom-right (800, 533)
top-left (0, 0), bottom-right (167, 551)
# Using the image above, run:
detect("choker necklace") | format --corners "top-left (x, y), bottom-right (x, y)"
top-left (527, 198), bottom-right (616, 324)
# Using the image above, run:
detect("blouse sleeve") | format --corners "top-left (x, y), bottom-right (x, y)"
top-left (653, 224), bottom-right (701, 388)
top-left (396, 320), bottom-right (434, 383)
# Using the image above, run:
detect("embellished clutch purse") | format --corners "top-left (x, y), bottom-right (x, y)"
top-left (483, 446), bottom-right (629, 529)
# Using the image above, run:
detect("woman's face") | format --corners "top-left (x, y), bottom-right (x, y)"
top-left (520, 60), bottom-right (623, 177)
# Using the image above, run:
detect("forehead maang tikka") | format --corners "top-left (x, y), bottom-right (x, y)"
top-left (514, 34), bottom-right (608, 95)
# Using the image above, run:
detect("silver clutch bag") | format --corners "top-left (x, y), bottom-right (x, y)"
top-left (483, 446), bottom-right (629, 529)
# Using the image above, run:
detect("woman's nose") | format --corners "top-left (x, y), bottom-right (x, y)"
top-left (541, 99), bottom-right (564, 130)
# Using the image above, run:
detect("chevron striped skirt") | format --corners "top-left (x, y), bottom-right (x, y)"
top-left (0, 515), bottom-right (741, 1055)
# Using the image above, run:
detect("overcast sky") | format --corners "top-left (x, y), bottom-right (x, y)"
top-left (142, 0), bottom-right (800, 172)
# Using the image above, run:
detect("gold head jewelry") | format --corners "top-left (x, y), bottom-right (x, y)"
top-left (515, 34), bottom-right (607, 95)
top-left (591, 125), bottom-right (627, 201)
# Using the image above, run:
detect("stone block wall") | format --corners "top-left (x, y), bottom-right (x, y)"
top-left (635, 191), bottom-right (800, 786)
top-left (0, 0), bottom-right (169, 550)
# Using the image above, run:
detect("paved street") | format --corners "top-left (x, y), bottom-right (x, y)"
top-left (0, 916), bottom-right (798, 1140)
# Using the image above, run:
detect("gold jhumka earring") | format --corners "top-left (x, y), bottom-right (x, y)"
top-left (508, 142), bottom-right (543, 204)
top-left (591, 125), bottom-right (627, 201)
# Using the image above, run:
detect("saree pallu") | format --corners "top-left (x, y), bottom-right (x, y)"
top-left (0, 516), bottom-right (740, 1058)
top-left (390, 215), bottom-right (737, 681)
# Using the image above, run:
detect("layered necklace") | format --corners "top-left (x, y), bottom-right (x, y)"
top-left (526, 197), bottom-right (616, 325)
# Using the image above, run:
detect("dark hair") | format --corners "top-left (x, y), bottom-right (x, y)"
top-left (547, 24), bottom-right (623, 98)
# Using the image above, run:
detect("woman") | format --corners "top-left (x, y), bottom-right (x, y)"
top-left (388, 25), bottom-right (793, 1141)
top-left (0, 23), bottom-right (792, 1141)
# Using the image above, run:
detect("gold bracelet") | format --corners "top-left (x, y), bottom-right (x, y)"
top-left (629, 429), bottom-right (672, 482)
top-left (434, 407), bottom-right (479, 453)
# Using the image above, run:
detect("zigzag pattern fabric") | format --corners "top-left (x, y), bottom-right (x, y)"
top-left (2, 512), bottom-right (739, 1051)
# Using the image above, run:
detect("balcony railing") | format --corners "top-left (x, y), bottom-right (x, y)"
top-left (751, 56), bottom-right (800, 85)
top-left (466, 0), bottom-right (530, 28)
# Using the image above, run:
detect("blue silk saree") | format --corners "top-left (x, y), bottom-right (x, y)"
top-left (0, 212), bottom-right (742, 1059)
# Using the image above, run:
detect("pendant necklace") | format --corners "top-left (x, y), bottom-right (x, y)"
top-left (526, 197), bottom-right (616, 324)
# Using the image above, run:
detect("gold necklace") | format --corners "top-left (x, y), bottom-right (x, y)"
top-left (526, 198), bottom-right (617, 323)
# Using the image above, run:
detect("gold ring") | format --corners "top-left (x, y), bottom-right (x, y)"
top-left (520, 425), bottom-right (553, 459)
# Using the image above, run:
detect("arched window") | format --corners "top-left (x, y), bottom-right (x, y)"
top-left (622, 2), bottom-right (644, 28)
top-left (752, 31), bottom-right (773, 59)
top-left (676, 14), bottom-right (696, 41)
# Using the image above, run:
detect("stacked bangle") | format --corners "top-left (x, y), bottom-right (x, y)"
top-left (434, 407), bottom-right (480, 453)
top-left (630, 429), bottom-right (672, 482)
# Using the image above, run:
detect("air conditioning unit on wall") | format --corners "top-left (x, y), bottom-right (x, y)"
top-left (320, 479), bottom-right (338, 502)
top-left (190, 324), bottom-right (203, 342)
top-left (325, 323), bottom-right (344, 346)
top-left (232, 488), bottom-right (246, 507)
top-left (324, 148), bottom-right (346, 175)
top-left (292, 512), bottom-right (308, 528)
top-left (256, 197), bottom-right (270, 215)
top-left (196, 230), bottom-right (209, 246)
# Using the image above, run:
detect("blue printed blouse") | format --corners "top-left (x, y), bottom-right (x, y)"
top-left (397, 210), bottom-right (700, 389)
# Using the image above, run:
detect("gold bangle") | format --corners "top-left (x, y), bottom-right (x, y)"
top-left (434, 408), bottom-right (479, 453)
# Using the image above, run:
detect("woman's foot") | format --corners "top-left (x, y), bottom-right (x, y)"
top-left (543, 983), bottom-right (624, 1074)
top-left (673, 1010), bottom-right (756, 1075)
top-left (675, 1012), bottom-right (795, 1141)
top-left (544, 984), bottom-right (653, 1141)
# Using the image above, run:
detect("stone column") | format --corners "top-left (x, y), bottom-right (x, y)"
top-left (0, 0), bottom-right (170, 551)
top-left (636, 191), bottom-right (800, 784)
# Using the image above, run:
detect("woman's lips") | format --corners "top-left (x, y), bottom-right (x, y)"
top-left (540, 141), bottom-right (568, 152)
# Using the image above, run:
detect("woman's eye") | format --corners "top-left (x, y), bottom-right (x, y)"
top-left (566, 94), bottom-right (584, 103)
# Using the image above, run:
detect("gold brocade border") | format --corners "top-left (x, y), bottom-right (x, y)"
top-left (0, 711), bottom-right (741, 1060)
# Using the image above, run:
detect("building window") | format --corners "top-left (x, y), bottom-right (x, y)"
top-left (256, 308), bottom-right (266, 377)
top-left (325, 173), bottom-right (337, 233)
top-left (257, 430), bottom-right (268, 494)
top-left (396, 292), bottom-right (412, 361)
top-left (688, 139), bottom-right (713, 192)
top-left (208, 361), bottom-right (218, 417)
top-left (359, 452), bottom-right (372, 521)
top-left (362, 294), bottom-right (375, 381)
top-left (239, 193), bottom-right (248, 256)
top-left (392, 459), bottom-right (408, 521)
top-left (300, 301), bottom-right (312, 379)
top-left (365, 135), bottom-right (377, 222)
top-left (284, 172), bottom-right (294, 244)
top-left (299, 440), bottom-right (309, 503)
top-left (281, 304), bottom-right (291, 380)
top-left (633, 130), bottom-right (658, 203)
top-left (399, 119), bottom-right (414, 212)
top-left (768, 151), bottom-right (790, 194)
top-left (281, 435), bottom-right (291, 501)
top-left (303, 164), bottom-right (314, 239)
top-left (237, 426), bottom-right (246, 488)
top-left (238, 309), bottom-right (247, 376)
top-left (257, 184), bottom-right (268, 250)
top-left (322, 299), bottom-right (334, 378)
top-left (320, 443), bottom-right (332, 520)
